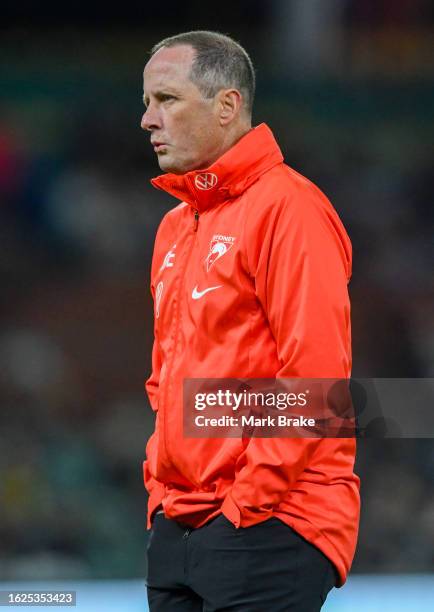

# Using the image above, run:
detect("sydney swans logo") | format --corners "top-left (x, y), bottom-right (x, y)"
top-left (205, 234), bottom-right (236, 272)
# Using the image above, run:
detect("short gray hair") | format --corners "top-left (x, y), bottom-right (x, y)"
top-left (151, 31), bottom-right (256, 117)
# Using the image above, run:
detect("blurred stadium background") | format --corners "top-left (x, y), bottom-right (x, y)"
top-left (1, 0), bottom-right (433, 609)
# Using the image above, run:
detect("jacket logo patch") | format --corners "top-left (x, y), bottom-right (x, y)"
top-left (160, 244), bottom-right (176, 272)
top-left (192, 284), bottom-right (222, 300)
top-left (205, 234), bottom-right (236, 272)
top-left (194, 173), bottom-right (218, 191)
top-left (155, 281), bottom-right (164, 318)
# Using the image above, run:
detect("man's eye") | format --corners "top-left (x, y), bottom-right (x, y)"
top-left (161, 95), bottom-right (176, 103)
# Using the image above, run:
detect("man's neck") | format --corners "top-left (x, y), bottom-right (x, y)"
top-left (196, 123), bottom-right (252, 172)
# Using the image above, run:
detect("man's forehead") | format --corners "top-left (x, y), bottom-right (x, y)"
top-left (143, 44), bottom-right (195, 81)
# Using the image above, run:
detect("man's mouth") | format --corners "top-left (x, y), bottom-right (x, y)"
top-left (152, 142), bottom-right (167, 152)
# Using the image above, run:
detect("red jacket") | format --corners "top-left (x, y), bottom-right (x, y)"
top-left (144, 123), bottom-right (360, 585)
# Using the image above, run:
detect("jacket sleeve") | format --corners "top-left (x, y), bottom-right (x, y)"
top-left (143, 240), bottom-right (166, 524)
top-left (221, 181), bottom-right (352, 527)
top-left (145, 297), bottom-right (162, 413)
top-left (145, 213), bottom-right (171, 411)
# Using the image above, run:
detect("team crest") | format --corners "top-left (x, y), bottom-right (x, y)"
top-left (205, 234), bottom-right (236, 272)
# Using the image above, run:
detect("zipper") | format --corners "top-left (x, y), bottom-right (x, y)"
top-left (183, 528), bottom-right (192, 539)
top-left (183, 526), bottom-right (193, 582)
top-left (193, 208), bottom-right (199, 232)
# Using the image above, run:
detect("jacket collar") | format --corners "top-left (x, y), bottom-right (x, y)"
top-left (150, 123), bottom-right (284, 212)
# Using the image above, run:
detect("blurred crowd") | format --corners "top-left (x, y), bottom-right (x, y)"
top-left (0, 0), bottom-right (433, 580)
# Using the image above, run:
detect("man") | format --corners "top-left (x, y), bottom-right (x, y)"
top-left (141, 31), bottom-right (360, 611)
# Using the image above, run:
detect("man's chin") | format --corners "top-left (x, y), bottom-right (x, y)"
top-left (157, 155), bottom-right (186, 175)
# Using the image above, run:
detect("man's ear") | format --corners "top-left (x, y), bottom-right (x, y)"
top-left (218, 89), bottom-right (243, 125)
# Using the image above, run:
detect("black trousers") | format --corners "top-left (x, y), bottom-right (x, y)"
top-left (146, 513), bottom-right (337, 611)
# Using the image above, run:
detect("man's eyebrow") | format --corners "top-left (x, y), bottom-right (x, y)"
top-left (143, 88), bottom-right (181, 105)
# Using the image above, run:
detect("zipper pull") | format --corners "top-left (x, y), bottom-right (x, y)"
top-left (193, 209), bottom-right (199, 232)
top-left (183, 528), bottom-right (192, 539)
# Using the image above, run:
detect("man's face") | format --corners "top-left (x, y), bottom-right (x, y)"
top-left (142, 45), bottom-right (225, 174)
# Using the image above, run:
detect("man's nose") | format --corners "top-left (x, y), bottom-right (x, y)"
top-left (141, 104), bottom-right (161, 131)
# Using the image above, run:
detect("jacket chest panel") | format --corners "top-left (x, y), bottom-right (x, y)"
top-left (153, 203), bottom-right (254, 340)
